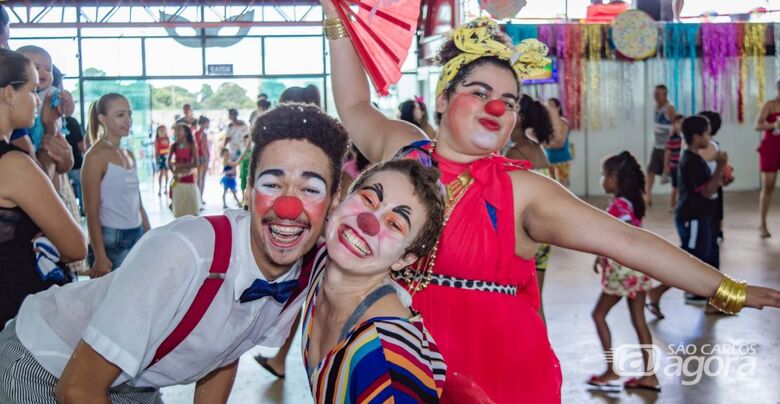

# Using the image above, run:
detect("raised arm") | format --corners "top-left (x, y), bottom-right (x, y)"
top-left (321, 0), bottom-right (425, 162)
top-left (755, 101), bottom-right (777, 132)
top-left (516, 171), bottom-right (780, 309)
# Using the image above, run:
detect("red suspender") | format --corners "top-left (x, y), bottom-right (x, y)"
top-left (146, 215), bottom-right (232, 369)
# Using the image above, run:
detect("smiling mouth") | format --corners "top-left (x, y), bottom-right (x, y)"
top-left (338, 224), bottom-right (373, 258)
top-left (265, 222), bottom-right (306, 248)
top-left (478, 118), bottom-right (500, 131)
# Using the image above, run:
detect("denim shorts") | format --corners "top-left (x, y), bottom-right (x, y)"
top-left (88, 225), bottom-right (144, 270)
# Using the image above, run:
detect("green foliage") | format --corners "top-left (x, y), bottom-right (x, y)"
top-left (199, 82), bottom-right (254, 110)
top-left (151, 85), bottom-right (200, 110)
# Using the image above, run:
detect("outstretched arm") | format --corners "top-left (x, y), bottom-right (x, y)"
top-left (321, 0), bottom-right (425, 162)
top-left (515, 171), bottom-right (780, 309)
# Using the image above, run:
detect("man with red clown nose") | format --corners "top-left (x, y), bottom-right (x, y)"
top-left (0, 103), bottom-right (348, 403)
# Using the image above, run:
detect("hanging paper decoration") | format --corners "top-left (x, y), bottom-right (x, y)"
top-left (584, 24), bottom-right (603, 130)
top-left (743, 23), bottom-right (767, 117)
top-left (479, 0), bottom-right (527, 20)
top-left (701, 24), bottom-right (738, 115)
top-left (611, 10), bottom-right (657, 60)
top-left (663, 23), bottom-right (699, 114)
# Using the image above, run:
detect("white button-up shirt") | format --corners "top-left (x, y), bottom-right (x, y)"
top-left (15, 209), bottom-right (304, 388)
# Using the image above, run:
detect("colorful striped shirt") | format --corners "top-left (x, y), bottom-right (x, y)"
top-left (302, 245), bottom-right (446, 403)
top-left (666, 133), bottom-right (682, 170)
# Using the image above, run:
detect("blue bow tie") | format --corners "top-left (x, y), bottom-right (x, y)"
top-left (239, 279), bottom-right (298, 304)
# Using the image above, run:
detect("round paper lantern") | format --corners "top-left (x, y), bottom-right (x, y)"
top-left (479, 0), bottom-right (527, 20)
top-left (611, 9), bottom-right (658, 60)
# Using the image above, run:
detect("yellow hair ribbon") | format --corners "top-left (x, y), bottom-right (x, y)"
top-left (436, 18), bottom-right (551, 97)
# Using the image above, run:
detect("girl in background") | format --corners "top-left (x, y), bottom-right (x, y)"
top-left (589, 151), bottom-right (659, 392)
top-left (195, 115), bottom-right (210, 205)
top-left (544, 97), bottom-right (573, 187)
top-left (153, 125), bottom-right (170, 197)
top-left (82, 93), bottom-right (150, 278)
top-left (169, 123), bottom-right (200, 217)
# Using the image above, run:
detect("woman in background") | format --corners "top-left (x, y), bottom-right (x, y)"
top-left (544, 97), bottom-right (573, 187)
top-left (169, 123), bottom-right (200, 217)
top-left (153, 125), bottom-right (170, 197)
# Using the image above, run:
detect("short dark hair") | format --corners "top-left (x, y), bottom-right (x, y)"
top-left (279, 85), bottom-right (321, 108)
top-left (348, 159), bottom-right (444, 258)
top-left (249, 103), bottom-right (348, 195)
top-left (52, 65), bottom-right (63, 89)
top-left (257, 99), bottom-right (271, 110)
top-left (697, 110), bottom-right (721, 136)
top-left (519, 94), bottom-right (553, 145)
top-left (682, 115), bottom-right (710, 145)
top-left (655, 84), bottom-right (668, 93)
top-left (0, 49), bottom-right (32, 90)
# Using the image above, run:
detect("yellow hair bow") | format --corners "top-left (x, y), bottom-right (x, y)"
top-left (435, 18), bottom-right (551, 97)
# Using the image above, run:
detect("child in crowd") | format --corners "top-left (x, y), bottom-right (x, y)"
top-left (588, 151), bottom-right (659, 392)
top-left (662, 114), bottom-right (683, 210)
top-left (220, 148), bottom-right (241, 209)
top-left (698, 110), bottom-right (733, 244)
top-left (648, 116), bottom-right (727, 317)
top-left (154, 125), bottom-right (170, 197)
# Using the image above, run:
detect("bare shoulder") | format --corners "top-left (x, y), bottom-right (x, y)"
top-left (508, 169), bottom-right (570, 210)
top-left (379, 122), bottom-right (429, 161)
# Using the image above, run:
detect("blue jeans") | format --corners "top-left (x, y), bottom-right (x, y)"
top-left (88, 225), bottom-right (144, 270)
top-left (675, 215), bottom-right (719, 269)
top-left (67, 169), bottom-right (83, 216)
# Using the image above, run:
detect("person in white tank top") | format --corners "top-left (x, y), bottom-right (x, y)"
top-left (81, 93), bottom-right (150, 278)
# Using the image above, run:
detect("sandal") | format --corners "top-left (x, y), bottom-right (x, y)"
top-left (586, 375), bottom-right (622, 391)
top-left (645, 302), bottom-right (665, 319)
top-left (254, 355), bottom-right (285, 379)
top-left (624, 378), bottom-right (661, 392)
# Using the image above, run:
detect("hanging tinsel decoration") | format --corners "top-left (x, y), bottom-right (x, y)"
top-left (663, 23), bottom-right (699, 114)
top-left (584, 24), bottom-right (603, 130)
top-left (701, 23), bottom-right (738, 115)
top-left (743, 23), bottom-right (767, 117)
top-left (736, 23), bottom-right (745, 123)
top-left (775, 23), bottom-right (780, 85)
top-left (562, 24), bottom-right (585, 129)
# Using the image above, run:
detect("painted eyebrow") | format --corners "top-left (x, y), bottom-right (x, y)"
top-left (258, 169), bottom-right (285, 178)
top-left (392, 205), bottom-right (412, 227)
top-left (361, 183), bottom-right (384, 202)
top-left (462, 80), bottom-right (518, 102)
top-left (302, 171), bottom-right (327, 186)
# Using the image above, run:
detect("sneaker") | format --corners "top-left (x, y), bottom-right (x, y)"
top-left (685, 293), bottom-right (707, 304)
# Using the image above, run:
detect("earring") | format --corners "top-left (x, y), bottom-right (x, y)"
top-left (243, 204), bottom-right (249, 211)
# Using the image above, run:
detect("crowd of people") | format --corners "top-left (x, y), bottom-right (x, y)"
top-left (1, 3), bottom-right (779, 403)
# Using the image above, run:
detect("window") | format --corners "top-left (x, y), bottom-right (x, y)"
top-left (145, 38), bottom-right (204, 76)
top-left (264, 36), bottom-right (324, 75)
top-left (82, 38), bottom-right (144, 77)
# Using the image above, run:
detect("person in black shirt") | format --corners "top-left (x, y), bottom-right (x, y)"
top-left (65, 117), bottom-right (85, 216)
top-left (647, 115), bottom-right (728, 316)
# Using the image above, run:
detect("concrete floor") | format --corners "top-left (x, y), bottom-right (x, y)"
top-left (138, 177), bottom-right (780, 404)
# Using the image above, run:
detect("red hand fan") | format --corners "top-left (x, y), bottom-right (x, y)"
top-left (332, 0), bottom-right (421, 96)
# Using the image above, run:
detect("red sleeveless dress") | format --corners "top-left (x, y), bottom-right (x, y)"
top-left (759, 111), bottom-right (780, 172)
top-left (406, 144), bottom-right (562, 403)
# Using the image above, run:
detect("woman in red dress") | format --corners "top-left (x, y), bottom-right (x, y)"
top-left (323, 7), bottom-right (780, 402)
top-left (754, 79), bottom-right (780, 238)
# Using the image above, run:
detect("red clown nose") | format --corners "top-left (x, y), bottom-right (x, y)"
top-left (484, 99), bottom-right (507, 117)
top-left (357, 212), bottom-right (380, 236)
top-left (273, 196), bottom-right (304, 220)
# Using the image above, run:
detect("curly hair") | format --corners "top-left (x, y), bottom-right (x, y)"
top-left (249, 103), bottom-right (349, 195)
top-left (602, 151), bottom-right (646, 220)
top-left (348, 159), bottom-right (444, 258)
top-left (433, 27), bottom-right (518, 124)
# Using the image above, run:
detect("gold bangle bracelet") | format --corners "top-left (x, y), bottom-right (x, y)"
top-left (323, 17), bottom-right (349, 40)
top-left (708, 275), bottom-right (748, 315)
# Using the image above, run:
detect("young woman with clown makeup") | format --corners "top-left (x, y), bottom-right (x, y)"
top-left (323, 6), bottom-right (780, 402)
top-left (302, 159), bottom-right (446, 402)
